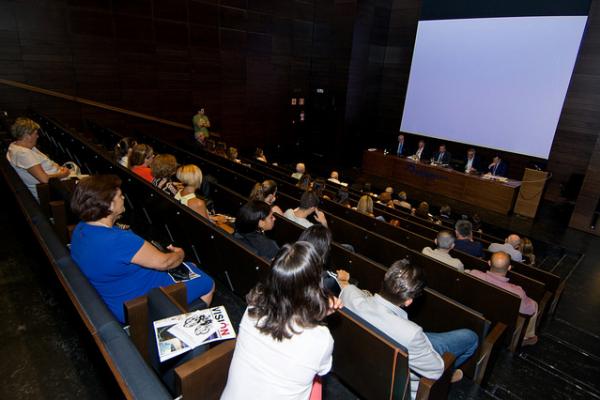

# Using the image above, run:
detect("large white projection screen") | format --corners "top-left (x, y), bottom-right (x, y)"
top-left (400, 16), bottom-right (587, 159)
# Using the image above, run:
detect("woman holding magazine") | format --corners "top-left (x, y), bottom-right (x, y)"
top-left (221, 241), bottom-right (342, 400)
top-left (69, 174), bottom-right (215, 323)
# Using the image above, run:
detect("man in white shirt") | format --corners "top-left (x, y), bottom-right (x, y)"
top-left (411, 140), bottom-right (427, 161)
top-left (422, 231), bottom-right (464, 272)
top-left (488, 234), bottom-right (523, 262)
top-left (291, 163), bottom-right (305, 180)
top-left (338, 259), bottom-right (478, 399)
top-left (283, 191), bottom-right (328, 228)
top-left (328, 171), bottom-right (340, 184)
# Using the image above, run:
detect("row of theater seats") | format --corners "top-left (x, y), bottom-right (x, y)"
top-left (84, 117), bottom-right (557, 351)
top-left (75, 117), bottom-right (526, 362)
top-left (31, 112), bottom-right (466, 399)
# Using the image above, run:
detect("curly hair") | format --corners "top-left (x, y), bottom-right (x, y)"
top-left (150, 154), bottom-right (178, 179)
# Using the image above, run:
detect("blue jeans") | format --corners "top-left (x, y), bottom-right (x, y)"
top-left (425, 329), bottom-right (479, 368)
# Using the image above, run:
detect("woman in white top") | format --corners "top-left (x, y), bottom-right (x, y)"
top-left (221, 241), bottom-right (340, 400)
top-left (6, 117), bottom-right (70, 201)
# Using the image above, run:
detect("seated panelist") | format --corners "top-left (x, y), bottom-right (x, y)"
top-left (487, 155), bottom-right (508, 177)
top-left (410, 140), bottom-right (428, 161)
top-left (396, 133), bottom-right (408, 157)
top-left (432, 144), bottom-right (451, 166)
top-left (464, 148), bottom-right (481, 174)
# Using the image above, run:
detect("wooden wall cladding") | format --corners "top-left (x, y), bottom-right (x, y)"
top-left (0, 0), bottom-right (352, 150)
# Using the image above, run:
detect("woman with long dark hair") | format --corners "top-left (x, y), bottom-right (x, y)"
top-left (221, 242), bottom-right (340, 399)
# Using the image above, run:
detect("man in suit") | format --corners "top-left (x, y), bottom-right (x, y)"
top-left (433, 144), bottom-right (452, 165)
top-left (487, 155), bottom-right (507, 177)
top-left (396, 133), bottom-right (408, 157)
top-left (464, 148), bottom-right (481, 174)
top-left (338, 259), bottom-right (478, 398)
top-left (411, 139), bottom-right (428, 161)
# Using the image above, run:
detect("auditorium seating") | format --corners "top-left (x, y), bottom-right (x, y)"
top-left (124, 285), bottom-right (235, 400)
top-left (36, 112), bottom-right (497, 392)
top-left (81, 115), bottom-right (545, 351)
top-left (0, 154), bottom-right (172, 399)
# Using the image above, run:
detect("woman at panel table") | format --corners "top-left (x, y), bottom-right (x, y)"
top-left (69, 175), bottom-right (215, 323)
top-left (6, 117), bottom-right (70, 201)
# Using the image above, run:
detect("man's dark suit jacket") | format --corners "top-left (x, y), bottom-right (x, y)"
top-left (395, 141), bottom-right (409, 157)
top-left (432, 151), bottom-right (452, 165)
top-left (464, 155), bottom-right (481, 172)
top-left (488, 161), bottom-right (508, 177)
top-left (413, 147), bottom-right (429, 161)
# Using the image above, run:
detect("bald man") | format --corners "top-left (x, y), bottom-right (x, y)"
top-left (467, 252), bottom-right (538, 345)
top-left (488, 234), bottom-right (523, 262)
top-left (422, 231), bottom-right (464, 272)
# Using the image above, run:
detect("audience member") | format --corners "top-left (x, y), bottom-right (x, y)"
top-left (227, 147), bottom-right (241, 163)
top-left (454, 220), bottom-right (484, 258)
top-left (114, 137), bottom-right (137, 168)
top-left (328, 171), bottom-right (341, 185)
top-left (437, 205), bottom-right (455, 225)
top-left (233, 201), bottom-right (279, 260)
top-left (338, 259), bottom-right (478, 398)
top-left (413, 201), bottom-right (433, 221)
top-left (221, 242), bottom-right (339, 399)
top-left (471, 213), bottom-right (483, 233)
top-left (129, 144), bottom-right (154, 182)
top-left (150, 154), bottom-right (181, 196)
top-left (521, 238), bottom-right (536, 266)
top-left (255, 148), bottom-right (267, 163)
top-left (298, 225), bottom-right (333, 267)
top-left (378, 191), bottom-right (392, 205)
top-left (284, 191), bottom-right (328, 228)
top-left (291, 162), bottom-right (306, 180)
top-left (215, 141), bottom-right (227, 158)
top-left (69, 175), bottom-right (215, 323)
top-left (422, 231), bottom-right (464, 272)
top-left (488, 234), bottom-right (523, 262)
top-left (394, 191), bottom-right (412, 210)
top-left (6, 117), bottom-right (70, 201)
top-left (296, 174), bottom-right (313, 191)
top-left (175, 164), bottom-right (211, 220)
top-left (466, 252), bottom-right (538, 345)
top-left (249, 180), bottom-right (284, 215)
top-left (356, 195), bottom-right (375, 217)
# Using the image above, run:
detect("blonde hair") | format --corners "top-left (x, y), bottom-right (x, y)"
top-left (357, 195), bottom-right (374, 215)
top-left (176, 164), bottom-right (203, 188)
top-left (151, 154), bottom-right (178, 179)
top-left (11, 117), bottom-right (40, 140)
